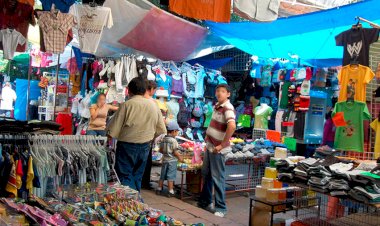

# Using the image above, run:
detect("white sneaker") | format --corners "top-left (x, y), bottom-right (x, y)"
top-left (225, 152), bottom-right (234, 160)
top-left (246, 151), bottom-right (254, 158)
top-left (236, 151), bottom-right (244, 159)
top-left (214, 212), bottom-right (225, 217)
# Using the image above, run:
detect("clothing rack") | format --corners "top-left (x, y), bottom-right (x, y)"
top-left (29, 134), bottom-right (108, 145)
top-left (95, 56), bottom-right (118, 60)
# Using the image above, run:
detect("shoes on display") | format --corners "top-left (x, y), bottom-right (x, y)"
top-left (235, 151), bottom-right (244, 159)
top-left (234, 144), bottom-right (243, 150)
top-left (245, 151), bottom-right (254, 158)
top-left (225, 152), bottom-right (234, 160)
top-left (214, 212), bottom-right (225, 218)
top-left (242, 144), bottom-right (254, 153)
top-left (231, 138), bottom-right (244, 144)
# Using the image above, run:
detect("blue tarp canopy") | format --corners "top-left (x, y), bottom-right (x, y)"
top-left (206, 0), bottom-right (380, 64)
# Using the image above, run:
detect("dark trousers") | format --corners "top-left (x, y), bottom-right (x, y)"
top-left (142, 146), bottom-right (153, 189)
top-left (115, 141), bottom-right (150, 191)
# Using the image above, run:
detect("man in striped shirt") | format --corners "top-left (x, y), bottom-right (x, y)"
top-left (198, 84), bottom-right (236, 218)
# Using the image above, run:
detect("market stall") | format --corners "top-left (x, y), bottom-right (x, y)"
top-left (1, 0), bottom-right (380, 225)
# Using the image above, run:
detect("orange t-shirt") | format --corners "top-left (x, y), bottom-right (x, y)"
top-left (169, 0), bottom-right (231, 23)
top-left (337, 65), bottom-right (374, 102)
top-left (17, 0), bottom-right (34, 6)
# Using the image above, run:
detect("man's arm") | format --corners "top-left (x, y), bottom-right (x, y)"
top-left (154, 108), bottom-right (167, 137)
top-left (106, 103), bottom-right (126, 139)
top-left (215, 121), bottom-right (236, 153)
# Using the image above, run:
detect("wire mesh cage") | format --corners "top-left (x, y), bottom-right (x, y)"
top-left (225, 155), bottom-right (270, 193)
top-left (252, 128), bottom-right (287, 141)
top-left (294, 192), bottom-right (380, 226)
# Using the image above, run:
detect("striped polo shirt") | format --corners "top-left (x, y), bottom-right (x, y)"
top-left (206, 100), bottom-right (236, 146)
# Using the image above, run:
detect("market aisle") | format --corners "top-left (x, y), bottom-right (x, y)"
top-left (141, 189), bottom-right (248, 226)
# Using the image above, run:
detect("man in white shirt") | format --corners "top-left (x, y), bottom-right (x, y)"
top-left (0, 82), bottom-right (17, 117)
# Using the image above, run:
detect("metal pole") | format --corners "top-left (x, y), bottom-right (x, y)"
top-left (53, 54), bottom-right (60, 121)
top-left (26, 55), bottom-right (32, 120)
top-left (356, 16), bottom-right (380, 28)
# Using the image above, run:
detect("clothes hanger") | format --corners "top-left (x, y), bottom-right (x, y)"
top-left (352, 18), bottom-right (362, 30)
top-left (350, 54), bottom-right (360, 66)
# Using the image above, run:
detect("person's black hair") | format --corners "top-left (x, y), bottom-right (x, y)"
top-left (216, 84), bottom-right (231, 93)
top-left (128, 78), bottom-right (146, 95)
top-left (145, 79), bottom-right (157, 90)
top-left (325, 111), bottom-right (332, 120)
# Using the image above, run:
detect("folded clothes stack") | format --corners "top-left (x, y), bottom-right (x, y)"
top-left (276, 152), bottom-right (380, 203)
top-left (225, 138), bottom-right (288, 160)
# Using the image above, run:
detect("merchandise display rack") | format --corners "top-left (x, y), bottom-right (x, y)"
top-left (369, 53), bottom-right (380, 154)
top-left (249, 195), bottom-right (321, 226)
top-left (294, 191), bottom-right (380, 226)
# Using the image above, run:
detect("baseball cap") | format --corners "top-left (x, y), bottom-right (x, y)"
top-left (167, 121), bottom-right (180, 131)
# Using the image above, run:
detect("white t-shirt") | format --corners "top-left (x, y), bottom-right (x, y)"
top-left (0, 86), bottom-right (17, 110)
top-left (70, 4), bottom-right (113, 54)
top-left (0, 29), bottom-right (26, 60)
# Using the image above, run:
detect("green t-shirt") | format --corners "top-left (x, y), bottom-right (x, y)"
top-left (279, 81), bottom-right (291, 109)
top-left (254, 105), bottom-right (273, 129)
top-left (333, 101), bottom-right (370, 152)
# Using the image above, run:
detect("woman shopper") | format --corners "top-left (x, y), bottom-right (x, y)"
top-left (87, 94), bottom-right (118, 136)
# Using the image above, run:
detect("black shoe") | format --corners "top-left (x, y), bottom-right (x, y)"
top-left (156, 190), bottom-right (162, 195)
top-left (167, 192), bottom-right (175, 198)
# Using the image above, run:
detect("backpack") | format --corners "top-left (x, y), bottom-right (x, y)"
top-left (177, 100), bottom-right (191, 127)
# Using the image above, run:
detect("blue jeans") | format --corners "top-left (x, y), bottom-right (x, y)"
top-left (115, 141), bottom-right (151, 191)
top-left (199, 149), bottom-right (227, 213)
top-left (86, 130), bottom-right (106, 136)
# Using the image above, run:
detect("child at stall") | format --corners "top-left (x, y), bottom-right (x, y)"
top-left (156, 121), bottom-right (183, 197)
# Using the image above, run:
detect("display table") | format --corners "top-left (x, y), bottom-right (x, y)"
top-left (249, 195), bottom-right (321, 226)
top-left (176, 167), bottom-right (202, 200)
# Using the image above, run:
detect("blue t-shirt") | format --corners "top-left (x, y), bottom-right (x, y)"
top-left (41, 0), bottom-right (76, 13)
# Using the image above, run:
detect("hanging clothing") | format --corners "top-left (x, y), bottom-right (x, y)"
top-left (182, 69), bottom-right (197, 98)
top-left (156, 73), bottom-right (172, 96)
top-left (169, 0), bottom-right (231, 23)
top-left (204, 72), bottom-right (219, 99)
top-left (194, 68), bottom-right (206, 98)
top-left (333, 101), bottom-right (370, 153)
top-left (41, 0), bottom-right (76, 13)
top-left (337, 65), bottom-right (374, 102)
top-left (0, 86), bottom-right (17, 110)
top-left (0, 29), bottom-right (26, 60)
top-left (323, 118), bottom-right (336, 146)
top-left (69, 4), bottom-right (113, 54)
top-left (37, 10), bottom-right (74, 54)
top-left (171, 76), bottom-right (184, 96)
top-left (17, 0), bottom-right (34, 6)
top-left (370, 119), bottom-right (380, 159)
top-left (166, 100), bottom-right (180, 123)
top-left (254, 105), bottom-right (273, 129)
top-left (203, 104), bottom-right (213, 128)
top-left (336, 28), bottom-right (379, 66)
top-left (0, 1), bottom-right (35, 52)
top-left (234, 0), bottom-right (280, 22)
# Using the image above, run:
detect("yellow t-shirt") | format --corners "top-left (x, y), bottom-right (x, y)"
top-left (370, 119), bottom-right (380, 159)
top-left (338, 65), bottom-right (374, 102)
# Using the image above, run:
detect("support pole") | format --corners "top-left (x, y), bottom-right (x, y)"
top-left (26, 56), bottom-right (32, 120)
top-left (53, 54), bottom-right (60, 121)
